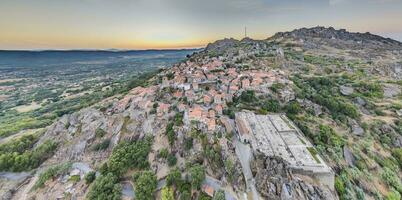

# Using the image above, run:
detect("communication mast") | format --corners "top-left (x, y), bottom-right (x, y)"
top-left (245, 26), bottom-right (247, 38)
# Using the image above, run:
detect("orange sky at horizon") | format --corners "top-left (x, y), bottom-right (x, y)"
top-left (1, 0), bottom-right (402, 50)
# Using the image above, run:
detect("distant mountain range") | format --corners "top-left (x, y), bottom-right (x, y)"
top-left (0, 49), bottom-right (200, 68)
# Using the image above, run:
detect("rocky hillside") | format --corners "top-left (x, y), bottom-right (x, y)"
top-left (273, 26), bottom-right (402, 49)
top-left (1, 27), bottom-right (401, 200)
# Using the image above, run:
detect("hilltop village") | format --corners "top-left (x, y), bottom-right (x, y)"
top-left (89, 36), bottom-right (336, 199)
top-left (158, 55), bottom-right (291, 132)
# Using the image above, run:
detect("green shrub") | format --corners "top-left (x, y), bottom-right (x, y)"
top-left (203, 143), bottom-right (224, 169)
top-left (315, 125), bottom-right (344, 148)
top-left (184, 138), bottom-right (193, 150)
top-left (177, 179), bottom-right (192, 199)
top-left (167, 154), bottom-right (177, 167)
top-left (386, 189), bottom-right (401, 200)
top-left (375, 156), bottom-right (400, 172)
top-left (222, 108), bottom-right (235, 119)
top-left (33, 162), bottom-right (71, 190)
top-left (69, 175), bottom-right (81, 183)
top-left (357, 82), bottom-right (383, 98)
top-left (335, 176), bottom-right (346, 197)
top-left (355, 187), bottom-right (365, 200)
top-left (381, 167), bottom-right (402, 193)
top-left (180, 190), bottom-right (191, 200)
top-left (270, 83), bottom-right (285, 93)
top-left (166, 122), bottom-right (176, 146)
top-left (174, 112), bottom-right (184, 126)
top-left (87, 173), bottom-right (122, 200)
top-left (292, 75), bottom-right (360, 120)
top-left (224, 159), bottom-right (235, 183)
top-left (166, 168), bottom-right (181, 186)
top-left (189, 164), bottom-right (205, 190)
top-left (307, 147), bottom-right (321, 163)
top-left (85, 171), bottom-right (96, 184)
top-left (391, 148), bottom-right (402, 168)
top-left (239, 90), bottom-right (257, 103)
top-left (0, 134), bottom-right (40, 154)
top-left (335, 171), bottom-right (356, 200)
top-left (95, 128), bottom-right (107, 138)
top-left (263, 99), bottom-right (280, 112)
top-left (158, 148), bottom-right (169, 159)
top-left (0, 115), bottom-right (52, 138)
top-left (133, 171), bottom-right (158, 200)
top-left (213, 190), bottom-right (225, 200)
top-left (199, 192), bottom-right (212, 200)
top-left (312, 125), bottom-right (344, 162)
top-left (91, 139), bottom-right (110, 151)
top-left (0, 140), bottom-right (58, 172)
top-left (285, 101), bottom-right (302, 115)
top-left (161, 186), bottom-right (175, 200)
top-left (106, 137), bottom-right (152, 177)
top-left (166, 72), bottom-right (174, 80)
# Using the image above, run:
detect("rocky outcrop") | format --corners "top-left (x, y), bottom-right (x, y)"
top-left (396, 109), bottom-right (402, 117)
top-left (340, 86), bottom-right (354, 96)
top-left (273, 26), bottom-right (402, 49)
top-left (251, 154), bottom-right (336, 200)
top-left (205, 38), bottom-right (239, 52)
top-left (343, 146), bottom-right (356, 167)
top-left (383, 84), bottom-right (400, 98)
top-left (354, 97), bottom-right (366, 106)
top-left (348, 118), bottom-right (364, 136)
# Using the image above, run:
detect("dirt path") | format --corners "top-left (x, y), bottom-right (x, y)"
top-left (234, 138), bottom-right (260, 200)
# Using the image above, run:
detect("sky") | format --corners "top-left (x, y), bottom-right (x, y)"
top-left (1, 0), bottom-right (402, 50)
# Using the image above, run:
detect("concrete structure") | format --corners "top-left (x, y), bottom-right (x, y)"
top-left (235, 111), bottom-right (334, 189)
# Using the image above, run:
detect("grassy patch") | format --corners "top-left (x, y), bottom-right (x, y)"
top-left (33, 162), bottom-right (72, 190)
top-left (307, 147), bottom-right (321, 163)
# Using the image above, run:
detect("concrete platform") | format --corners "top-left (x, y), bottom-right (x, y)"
top-left (235, 111), bottom-right (334, 189)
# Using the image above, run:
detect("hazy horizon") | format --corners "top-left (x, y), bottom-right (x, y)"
top-left (1, 0), bottom-right (402, 50)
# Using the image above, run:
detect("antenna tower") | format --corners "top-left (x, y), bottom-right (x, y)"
top-left (245, 26), bottom-right (247, 38)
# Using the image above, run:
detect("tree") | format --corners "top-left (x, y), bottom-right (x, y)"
top-left (239, 90), bottom-right (256, 103)
top-left (184, 138), bottom-right (193, 150)
top-left (199, 192), bottom-right (212, 200)
top-left (0, 139), bottom-right (58, 172)
top-left (386, 189), bottom-right (401, 200)
top-left (189, 164), bottom-right (205, 190)
top-left (87, 173), bottom-right (122, 200)
top-left (224, 159), bottom-right (235, 183)
top-left (166, 168), bottom-right (181, 186)
top-left (33, 162), bottom-right (72, 190)
top-left (85, 171), bottom-right (96, 184)
top-left (335, 176), bottom-right (345, 197)
top-left (263, 99), bottom-right (280, 112)
top-left (107, 138), bottom-right (152, 176)
top-left (284, 101), bottom-right (301, 115)
top-left (161, 186), bottom-right (175, 200)
top-left (270, 83), bottom-right (284, 93)
top-left (95, 127), bottom-right (107, 138)
top-left (381, 167), bottom-right (402, 193)
top-left (91, 139), bottom-right (110, 151)
top-left (133, 171), bottom-right (158, 200)
top-left (167, 154), bottom-right (177, 166)
top-left (213, 190), bottom-right (225, 200)
top-left (180, 190), bottom-right (191, 200)
top-left (166, 122), bottom-right (176, 146)
top-left (391, 148), bottom-right (402, 167)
